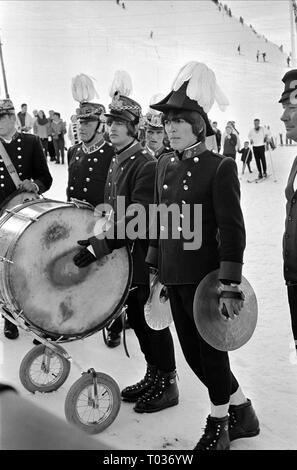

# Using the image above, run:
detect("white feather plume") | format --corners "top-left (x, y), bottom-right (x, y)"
top-left (172, 61), bottom-right (229, 113)
top-left (149, 93), bottom-right (165, 114)
top-left (109, 70), bottom-right (133, 98)
top-left (71, 74), bottom-right (98, 102)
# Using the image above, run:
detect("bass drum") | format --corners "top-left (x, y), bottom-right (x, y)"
top-left (0, 199), bottom-right (132, 341)
top-left (0, 189), bottom-right (41, 217)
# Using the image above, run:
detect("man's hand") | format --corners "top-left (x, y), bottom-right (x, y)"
top-left (218, 284), bottom-right (244, 320)
top-left (18, 180), bottom-right (39, 193)
top-left (73, 239), bottom-right (97, 268)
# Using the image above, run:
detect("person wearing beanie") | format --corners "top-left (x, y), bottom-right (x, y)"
top-left (73, 71), bottom-right (178, 414)
top-left (146, 62), bottom-right (259, 450)
top-left (280, 69), bottom-right (297, 358)
top-left (0, 98), bottom-right (52, 341)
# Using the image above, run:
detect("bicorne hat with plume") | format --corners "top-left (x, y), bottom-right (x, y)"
top-left (150, 62), bottom-right (229, 136)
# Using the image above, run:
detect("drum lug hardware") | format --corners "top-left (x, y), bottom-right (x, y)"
top-left (87, 368), bottom-right (99, 408)
top-left (4, 209), bottom-right (39, 222)
top-left (0, 256), bottom-right (14, 264)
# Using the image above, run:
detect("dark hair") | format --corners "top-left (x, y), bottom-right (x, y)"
top-left (54, 112), bottom-right (60, 118)
top-left (21, 103), bottom-right (27, 108)
top-left (162, 109), bottom-right (206, 142)
top-left (106, 117), bottom-right (138, 139)
top-left (254, 118), bottom-right (260, 122)
top-left (212, 121), bottom-right (217, 125)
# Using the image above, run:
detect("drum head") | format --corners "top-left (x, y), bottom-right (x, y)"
top-left (6, 204), bottom-right (131, 338)
top-left (0, 189), bottom-right (40, 217)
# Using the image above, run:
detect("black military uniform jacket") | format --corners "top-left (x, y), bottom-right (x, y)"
top-left (89, 140), bottom-right (156, 285)
top-left (284, 156), bottom-right (297, 284)
top-left (146, 142), bottom-right (246, 285)
top-left (0, 132), bottom-right (52, 202)
top-left (67, 139), bottom-right (114, 207)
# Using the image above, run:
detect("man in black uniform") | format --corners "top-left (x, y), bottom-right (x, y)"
top-left (74, 82), bottom-right (178, 414)
top-left (280, 70), bottom-right (297, 357)
top-left (146, 62), bottom-right (259, 449)
top-left (144, 111), bottom-right (171, 159)
top-left (67, 101), bottom-right (114, 207)
top-left (0, 99), bottom-right (52, 339)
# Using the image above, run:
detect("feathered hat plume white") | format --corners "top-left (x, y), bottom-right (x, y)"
top-left (149, 93), bottom-right (165, 114)
top-left (172, 61), bottom-right (229, 113)
top-left (71, 74), bottom-right (98, 103)
top-left (109, 70), bottom-right (133, 98)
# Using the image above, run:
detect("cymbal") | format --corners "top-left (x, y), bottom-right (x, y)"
top-left (193, 269), bottom-right (258, 351)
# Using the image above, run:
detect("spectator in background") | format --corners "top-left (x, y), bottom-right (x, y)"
top-left (51, 112), bottom-right (66, 164)
top-left (33, 110), bottom-right (50, 157)
top-left (256, 50), bottom-right (260, 62)
top-left (248, 118), bottom-right (269, 179)
top-left (47, 110), bottom-right (56, 162)
top-left (212, 121), bottom-right (222, 152)
top-left (238, 141), bottom-right (253, 174)
top-left (239, 16), bottom-right (244, 25)
top-left (237, 44), bottom-right (241, 55)
top-left (16, 103), bottom-right (34, 133)
top-left (262, 52), bottom-right (266, 62)
top-left (223, 124), bottom-right (237, 159)
top-left (287, 56), bottom-right (291, 67)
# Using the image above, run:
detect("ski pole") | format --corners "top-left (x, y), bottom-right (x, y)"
top-left (268, 145), bottom-right (277, 182)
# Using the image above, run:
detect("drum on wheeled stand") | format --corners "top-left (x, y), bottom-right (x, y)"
top-left (0, 197), bottom-right (132, 433)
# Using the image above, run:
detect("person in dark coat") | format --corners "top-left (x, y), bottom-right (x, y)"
top-left (146, 62), bottom-right (259, 450)
top-left (73, 72), bottom-right (178, 414)
top-left (67, 102), bottom-right (114, 208)
top-left (223, 124), bottom-right (237, 159)
top-left (280, 69), bottom-right (297, 356)
top-left (238, 141), bottom-right (253, 174)
top-left (0, 98), bottom-right (53, 340)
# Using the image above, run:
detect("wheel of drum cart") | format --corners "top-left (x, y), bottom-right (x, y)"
top-left (19, 344), bottom-right (71, 393)
top-left (64, 372), bottom-right (121, 434)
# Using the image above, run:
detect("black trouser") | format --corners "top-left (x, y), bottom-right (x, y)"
top-left (168, 285), bottom-right (239, 405)
top-left (287, 285), bottom-right (297, 342)
top-left (113, 285), bottom-right (176, 372)
top-left (48, 139), bottom-right (56, 160)
top-left (242, 161), bottom-right (252, 173)
top-left (252, 145), bottom-right (266, 175)
top-left (40, 138), bottom-right (48, 157)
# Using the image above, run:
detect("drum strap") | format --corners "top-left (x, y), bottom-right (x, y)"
top-left (0, 141), bottom-right (21, 189)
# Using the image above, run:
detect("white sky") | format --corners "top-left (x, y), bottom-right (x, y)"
top-left (226, 0), bottom-right (291, 53)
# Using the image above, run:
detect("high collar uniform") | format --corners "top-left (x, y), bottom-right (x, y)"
top-left (146, 142), bottom-right (246, 285)
top-left (67, 139), bottom-right (114, 207)
top-left (0, 132), bottom-right (52, 203)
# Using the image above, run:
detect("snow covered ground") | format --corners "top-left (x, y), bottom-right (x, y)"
top-left (1, 144), bottom-right (297, 451)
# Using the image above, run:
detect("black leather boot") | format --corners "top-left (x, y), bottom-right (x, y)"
top-left (121, 364), bottom-right (157, 402)
top-left (194, 415), bottom-right (230, 450)
top-left (134, 369), bottom-right (179, 413)
top-left (228, 399), bottom-right (260, 441)
top-left (4, 318), bottom-right (19, 340)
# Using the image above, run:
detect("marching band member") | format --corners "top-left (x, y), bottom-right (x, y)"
top-left (144, 94), bottom-right (170, 159)
top-left (0, 98), bottom-right (52, 340)
top-left (146, 62), bottom-right (259, 449)
top-left (67, 74), bottom-right (114, 208)
top-left (74, 71), bottom-right (178, 414)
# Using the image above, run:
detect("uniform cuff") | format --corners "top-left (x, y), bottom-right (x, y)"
top-left (219, 261), bottom-right (242, 284)
top-left (89, 236), bottom-right (111, 260)
top-left (145, 246), bottom-right (158, 268)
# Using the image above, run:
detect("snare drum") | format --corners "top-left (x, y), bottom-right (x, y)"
top-left (0, 199), bottom-right (132, 341)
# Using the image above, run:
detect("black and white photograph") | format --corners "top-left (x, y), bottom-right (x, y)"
top-left (0, 0), bottom-right (297, 453)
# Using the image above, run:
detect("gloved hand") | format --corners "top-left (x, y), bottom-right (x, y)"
top-left (73, 239), bottom-right (97, 268)
top-left (218, 284), bottom-right (245, 320)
